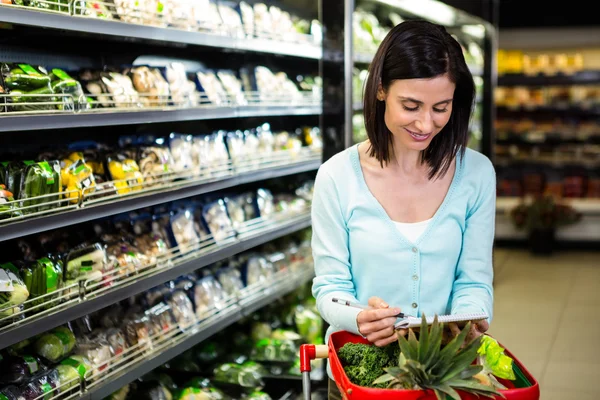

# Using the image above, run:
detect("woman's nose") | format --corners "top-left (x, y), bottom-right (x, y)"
top-left (414, 111), bottom-right (434, 133)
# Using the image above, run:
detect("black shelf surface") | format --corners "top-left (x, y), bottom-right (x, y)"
top-left (80, 270), bottom-right (314, 400)
top-left (0, 105), bottom-right (322, 133)
top-left (0, 159), bottom-right (320, 242)
top-left (496, 105), bottom-right (600, 118)
top-left (0, 215), bottom-right (312, 350)
top-left (0, 6), bottom-right (322, 60)
top-left (498, 71), bottom-right (600, 86)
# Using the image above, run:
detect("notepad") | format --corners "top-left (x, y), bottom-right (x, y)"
top-left (394, 312), bottom-right (488, 330)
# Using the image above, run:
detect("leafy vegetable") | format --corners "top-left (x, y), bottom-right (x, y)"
top-left (337, 342), bottom-right (399, 388)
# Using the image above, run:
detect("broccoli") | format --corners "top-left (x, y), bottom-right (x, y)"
top-left (337, 342), bottom-right (401, 388)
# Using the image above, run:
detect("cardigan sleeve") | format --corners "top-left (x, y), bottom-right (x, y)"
top-left (311, 167), bottom-right (362, 336)
top-left (450, 162), bottom-right (496, 322)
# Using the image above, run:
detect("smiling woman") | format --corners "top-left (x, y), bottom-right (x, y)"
top-left (310, 20), bottom-right (496, 399)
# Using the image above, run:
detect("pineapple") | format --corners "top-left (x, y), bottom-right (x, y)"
top-left (373, 314), bottom-right (503, 400)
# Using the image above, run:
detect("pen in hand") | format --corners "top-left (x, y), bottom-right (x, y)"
top-left (332, 298), bottom-right (410, 319)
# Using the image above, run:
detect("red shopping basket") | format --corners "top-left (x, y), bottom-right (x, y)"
top-left (300, 331), bottom-right (540, 400)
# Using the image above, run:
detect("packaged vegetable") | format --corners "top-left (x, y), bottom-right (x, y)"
top-left (138, 146), bottom-right (173, 185)
top-left (0, 355), bottom-right (43, 385)
top-left (251, 338), bottom-right (297, 362)
top-left (213, 363), bottom-right (264, 388)
top-left (247, 391), bottom-right (271, 400)
top-left (167, 290), bottom-right (197, 329)
top-left (477, 335), bottom-right (516, 381)
top-left (145, 302), bottom-right (177, 337)
top-left (169, 133), bottom-right (194, 173)
top-left (202, 200), bottom-right (234, 243)
top-left (196, 71), bottom-right (228, 106)
top-left (103, 328), bottom-right (128, 359)
top-left (126, 66), bottom-right (170, 107)
top-left (256, 189), bottom-right (275, 218)
top-left (132, 214), bottom-right (169, 263)
top-left (49, 68), bottom-right (87, 111)
top-left (224, 193), bottom-right (255, 231)
top-left (76, 333), bottom-right (112, 374)
top-left (217, 266), bottom-right (244, 297)
top-left (60, 156), bottom-right (96, 204)
top-left (170, 209), bottom-right (201, 254)
top-left (1, 64), bottom-right (56, 112)
top-left (193, 275), bottom-right (227, 319)
top-left (34, 326), bottom-right (77, 363)
top-left (224, 131), bottom-right (247, 165)
top-left (217, 2), bottom-right (244, 38)
top-left (60, 355), bottom-right (93, 380)
top-left (0, 385), bottom-right (24, 400)
top-left (55, 364), bottom-right (80, 391)
top-left (165, 63), bottom-right (198, 108)
top-left (294, 307), bottom-right (322, 344)
top-left (20, 257), bottom-right (63, 310)
top-left (250, 322), bottom-right (272, 343)
top-left (100, 72), bottom-right (141, 108)
top-left (245, 256), bottom-right (274, 286)
top-left (19, 369), bottom-right (59, 400)
top-left (0, 184), bottom-right (20, 221)
top-left (106, 241), bottom-right (146, 279)
top-left (253, 3), bottom-right (273, 38)
top-left (122, 313), bottom-right (153, 353)
top-left (238, 1), bottom-right (254, 37)
top-left (64, 243), bottom-right (106, 281)
top-left (216, 70), bottom-right (246, 105)
top-left (106, 152), bottom-right (144, 195)
top-left (192, 133), bottom-right (230, 176)
top-left (18, 160), bottom-right (62, 214)
top-left (0, 262), bottom-right (30, 318)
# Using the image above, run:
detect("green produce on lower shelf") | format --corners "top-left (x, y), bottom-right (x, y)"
top-left (0, 261), bottom-right (30, 317)
top-left (55, 364), bottom-right (80, 391)
top-left (20, 256), bottom-right (63, 309)
top-left (1, 63), bottom-right (58, 112)
top-left (251, 338), bottom-right (297, 362)
top-left (213, 363), bottom-right (264, 389)
top-left (20, 160), bottom-right (62, 214)
top-left (34, 326), bottom-right (77, 363)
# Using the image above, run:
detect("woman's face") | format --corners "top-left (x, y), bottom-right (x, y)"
top-left (379, 74), bottom-right (456, 153)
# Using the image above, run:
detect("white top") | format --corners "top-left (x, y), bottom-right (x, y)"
top-left (393, 218), bottom-right (433, 243)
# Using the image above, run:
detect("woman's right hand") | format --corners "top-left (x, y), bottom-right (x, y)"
top-left (356, 297), bottom-right (403, 347)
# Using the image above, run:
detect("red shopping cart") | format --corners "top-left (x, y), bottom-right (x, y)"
top-left (300, 331), bottom-right (540, 400)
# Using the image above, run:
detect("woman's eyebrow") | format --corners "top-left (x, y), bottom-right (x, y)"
top-left (398, 97), bottom-right (453, 106)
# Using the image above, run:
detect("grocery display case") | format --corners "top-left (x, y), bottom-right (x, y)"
top-left (0, 0), bottom-right (333, 398)
top-left (494, 49), bottom-right (600, 242)
top-left (346, 0), bottom-right (497, 158)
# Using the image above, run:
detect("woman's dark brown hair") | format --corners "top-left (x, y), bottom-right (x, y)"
top-left (363, 20), bottom-right (475, 179)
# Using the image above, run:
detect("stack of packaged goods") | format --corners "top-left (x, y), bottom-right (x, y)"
top-left (0, 228), bottom-right (314, 400)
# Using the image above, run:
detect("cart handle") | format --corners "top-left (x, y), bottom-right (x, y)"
top-left (300, 344), bottom-right (329, 372)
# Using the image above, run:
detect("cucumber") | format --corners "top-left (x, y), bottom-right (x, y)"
top-left (4, 74), bottom-right (51, 90)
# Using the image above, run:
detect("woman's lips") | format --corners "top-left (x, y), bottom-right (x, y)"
top-left (405, 128), bottom-right (431, 142)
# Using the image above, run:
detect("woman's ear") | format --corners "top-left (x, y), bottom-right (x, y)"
top-left (377, 84), bottom-right (386, 101)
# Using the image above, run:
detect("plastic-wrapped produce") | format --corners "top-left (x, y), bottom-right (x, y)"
top-left (60, 355), bottom-right (93, 381)
top-left (0, 184), bottom-right (19, 221)
top-left (145, 302), bottom-right (177, 337)
top-left (138, 145), bottom-right (173, 186)
top-left (239, 1), bottom-right (254, 38)
top-left (49, 68), bottom-right (88, 111)
top-left (132, 214), bottom-right (169, 264)
top-left (100, 72), bottom-right (141, 108)
top-left (106, 242), bottom-right (147, 279)
top-left (256, 189), bottom-right (275, 218)
top-left (193, 275), bottom-right (227, 319)
top-left (0, 262), bottom-right (29, 318)
top-left (166, 290), bottom-right (197, 329)
top-left (251, 338), bottom-right (297, 362)
top-left (196, 70), bottom-right (228, 105)
top-left (126, 66), bottom-right (170, 107)
top-left (165, 63), bottom-right (198, 108)
top-left (60, 155), bottom-right (96, 203)
top-left (18, 160), bottom-right (62, 214)
top-left (64, 243), bottom-right (106, 282)
top-left (122, 312), bottom-right (153, 353)
top-left (1, 63), bottom-right (56, 112)
top-left (103, 328), bottom-right (128, 359)
top-left (19, 369), bottom-right (60, 400)
top-left (169, 133), bottom-right (194, 173)
top-left (192, 132), bottom-right (230, 176)
top-left (216, 70), bottom-right (246, 105)
top-left (245, 256), bottom-right (275, 286)
top-left (55, 364), bottom-right (80, 391)
top-left (34, 326), bottom-right (77, 363)
top-left (106, 152), bottom-right (144, 195)
top-left (202, 200), bottom-right (234, 243)
top-left (170, 209), bottom-right (201, 254)
top-left (0, 355), bottom-right (44, 386)
top-left (213, 362), bottom-right (264, 388)
top-left (0, 385), bottom-right (24, 400)
top-left (20, 257), bottom-right (63, 310)
top-left (225, 131), bottom-right (247, 165)
top-left (76, 333), bottom-right (113, 374)
top-left (253, 3), bottom-right (273, 38)
top-left (217, 266), bottom-right (244, 298)
top-left (217, 2), bottom-right (244, 38)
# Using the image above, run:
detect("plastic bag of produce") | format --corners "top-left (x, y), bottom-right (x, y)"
top-left (60, 355), bottom-right (93, 380)
top-left (164, 63), bottom-right (198, 108)
top-left (244, 256), bottom-right (275, 286)
top-left (213, 362), bottom-right (264, 388)
top-left (253, 3), bottom-right (273, 38)
top-left (217, 2), bottom-right (244, 38)
top-left (19, 369), bottom-right (60, 400)
top-left (137, 145), bottom-right (173, 186)
top-left (106, 152), bottom-right (144, 195)
top-left (18, 161), bottom-right (62, 214)
top-left (224, 131), bottom-right (247, 165)
top-left (20, 256), bottom-right (63, 310)
top-left (55, 364), bottom-right (80, 392)
top-left (49, 68), bottom-right (87, 111)
top-left (202, 200), bottom-right (235, 243)
top-left (0, 385), bottom-right (24, 400)
top-left (0, 355), bottom-right (44, 386)
top-left (64, 243), bottom-right (106, 282)
top-left (192, 132), bottom-right (230, 177)
top-left (131, 213), bottom-right (169, 264)
top-left (126, 66), bottom-right (170, 107)
top-left (76, 333), bottom-right (113, 375)
top-left (224, 192), bottom-right (256, 231)
top-left (216, 266), bottom-right (244, 298)
top-left (294, 307), bottom-right (322, 344)
top-left (122, 312), bottom-right (153, 353)
top-left (167, 290), bottom-right (197, 329)
top-left (0, 262), bottom-right (29, 318)
top-left (216, 70), bottom-right (246, 105)
top-left (105, 241), bottom-right (146, 280)
top-left (255, 189), bottom-right (275, 218)
top-left (34, 326), bottom-right (77, 363)
top-left (145, 302), bottom-right (177, 337)
top-left (101, 72), bottom-right (141, 108)
top-left (170, 209), bottom-right (201, 254)
top-left (251, 338), bottom-right (297, 362)
top-left (1, 64), bottom-right (56, 112)
top-left (193, 275), bottom-right (227, 319)
top-left (196, 70), bottom-right (228, 106)
top-left (169, 133), bottom-right (194, 173)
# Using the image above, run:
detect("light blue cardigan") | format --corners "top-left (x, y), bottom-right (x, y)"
top-left (311, 144), bottom-right (495, 347)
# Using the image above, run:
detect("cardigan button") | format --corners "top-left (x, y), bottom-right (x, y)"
top-left (412, 303), bottom-right (418, 308)
top-left (412, 247), bottom-right (418, 253)
top-left (412, 275), bottom-right (419, 281)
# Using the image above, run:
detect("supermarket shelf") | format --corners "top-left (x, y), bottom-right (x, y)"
top-left (0, 6), bottom-right (322, 60)
top-left (496, 105), bottom-right (600, 118)
top-left (496, 197), bottom-right (600, 216)
top-left (498, 71), bottom-right (600, 86)
top-left (0, 105), bottom-right (322, 133)
top-left (80, 268), bottom-right (315, 400)
top-left (0, 157), bottom-right (320, 242)
top-left (495, 156), bottom-right (600, 169)
top-left (0, 213), bottom-right (312, 350)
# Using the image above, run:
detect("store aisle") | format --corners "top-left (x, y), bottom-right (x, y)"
top-left (489, 248), bottom-right (600, 400)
